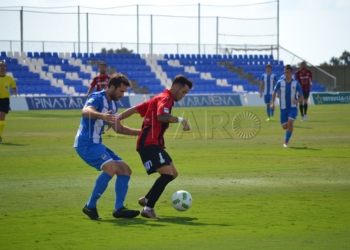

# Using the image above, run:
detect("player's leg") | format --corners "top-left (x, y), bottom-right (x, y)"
top-left (299, 94), bottom-right (304, 121)
top-left (264, 95), bottom-right (271, 121)
top-left (284, 108), bottom-right (298, 147)
top-left (280, 109), bottom-right (289, 147)
top-left (0, 112), bottom-right (6, 142)
top-left (303, 92), bottom-right (310, 120)
top-left (76, 144), bottom-right (115, 220)
top-left (140, 162), bottom-right (178, 206)
top-left (0, 98), bottom-right (10, 142)
top-left (138, 146), bottom-right (174, 218)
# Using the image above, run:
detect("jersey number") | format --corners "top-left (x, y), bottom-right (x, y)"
top-left (159, 153), bottom-right (165, 164)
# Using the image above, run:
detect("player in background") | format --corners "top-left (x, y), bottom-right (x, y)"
top-left (74, 73), bottom-right (140, 220)
top-left (271, 65), bottom-right (303, 148)
top-left (295, 61), bottom-right (313, 121)
top-left (259, 64), bottom-right (278, 121)
top-left (85, 63), bottom-right (110, 99)
top-left (0, 61), bottom-right (18, 143)
top-left (117, 75), bottom-right (192, 219)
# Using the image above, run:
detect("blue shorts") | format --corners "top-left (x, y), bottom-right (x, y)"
top-left (264, 94), bottom-right (272, 104)
top-left (280, 108), bottom-right (298, 125)
top-left (75, 144), bottom-right (123, 171)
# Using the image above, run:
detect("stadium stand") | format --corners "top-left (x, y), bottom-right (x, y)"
top-left (1, 51), bottom-right (326, 96)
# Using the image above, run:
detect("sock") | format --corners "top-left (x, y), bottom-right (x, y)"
top-left (0, 121), bottom-right (5, 136)
top-left (144, 175), bottom-right (174, 200)
top-left (146, 174), bottom-right (174, 208)
top-left (266, 106), bottom-right (270, 117)
top-left (86, 172), bottom-right (112, 208)
top-left (285, 131), bottom-right (292, 143)
top-left (304, 103), bottom-right (308, 115)
top-left (115, 175), bottom-right (130, 210)
top-left (271, 107), bottom-right (274, 117)
top-left (299, 104), bottom-right (304, 116)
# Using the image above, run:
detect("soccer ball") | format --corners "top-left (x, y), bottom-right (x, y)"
top-left (171, 190), bottom-right (192, 211)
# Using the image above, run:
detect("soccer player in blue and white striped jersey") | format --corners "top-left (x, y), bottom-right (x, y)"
top-left (260, 64), bottom-right (278, 121)
top-left (74, 73), bottom-right (141, 220)
top-left (271, 65), bottom-right (303, 148)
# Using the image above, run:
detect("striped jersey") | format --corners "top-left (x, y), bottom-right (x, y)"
top-left (74, 90), bottom-right (118, 147)
top-left (274, 79), bottom-right (303, 109)
top-left (261, 73), bottom-right (278, 95)
top-left (295, 69), bottom-right (313, 92)
top-left (136, 89), bottom-right (174, 149)
top-left (90, 74), bottom-right (110, 91)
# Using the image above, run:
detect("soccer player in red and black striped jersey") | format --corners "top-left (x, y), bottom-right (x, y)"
top-left (118, 75), bottom-right (192, 219)
top-left (295, 61), bottom-right (313, 121)
top-left (85, 63), bottom-right (110, 99)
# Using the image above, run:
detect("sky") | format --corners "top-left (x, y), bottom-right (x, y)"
top-left (0, 0), bottom-right (349, 66)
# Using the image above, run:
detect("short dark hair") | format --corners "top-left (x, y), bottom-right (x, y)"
top-left (284, 64), bottom-right (293, 72)
top-left (265, 63), bottom-right (272, 69)
top-left (0, 60), bottom-right (6, 66)
top-left (172, 75), bottom-right (193, 89)
top-left (108, 73), bottom-right (131, 88)
top-left (99, 62), bottom-right (107, 67)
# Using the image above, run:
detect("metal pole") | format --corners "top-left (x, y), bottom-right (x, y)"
top-left (216, 17), bottom-right (219, 55)
top-left (78, 5), bottom-right (80, 53)
top-left (277, 1), bottom-right (280, 60)
top-left (151, 15), bottom-right (153, 55)
top-left (177, 44), bottom-right (179, 54)
top-left (20, 7), bottom-right (23, 52)
top-left (198, 3), bottom-right (200, 55)
top-left (137, 5), bottom-right (139, 54)
top-left (10, 41), bottom-right (12, 52)
top-left (86, 13), bottom-right (89, 54)
top-left (42, 41), bottom-right (44, 52)
top-left (280, 45), bottom-right (337, 90)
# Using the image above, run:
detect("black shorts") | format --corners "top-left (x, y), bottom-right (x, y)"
top-left (303, 91), bottom-right (310, 100)
top-left (0, 98), bottom-right (10, 114)
top-left (137, 145), bottom-right (173, 175)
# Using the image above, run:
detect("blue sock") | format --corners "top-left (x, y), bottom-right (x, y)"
top-left (115, 175), bottom-right (130, 210)
top-left (271, 108), bottom-right (274, 117)
top-left (266, 106), bottom-right (270, 117)
top-left (285, 131), bottom-right (292, 143)
top-left (86, 172), bottom-right (112, 209)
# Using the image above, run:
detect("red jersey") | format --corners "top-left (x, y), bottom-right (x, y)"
top-left (136, 89), bottom-right (174, 149)
top-left (295, 70), bottom-right (312, 92)
top-left (90, 74), bottom-right (110, 91)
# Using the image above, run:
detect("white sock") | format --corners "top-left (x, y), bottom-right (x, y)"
top-left (145, 206), bottom-right (153, 211)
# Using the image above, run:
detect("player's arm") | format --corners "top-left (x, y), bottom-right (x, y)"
top-left (158, 114), bottom-right (190, 131)
top-left (259, 80), bottom-right (264, 98)
top-left (118, 106), bottom-right (140, 120)
top-left (270, 82), bottom-right (280, 109)
top-left (85, 80), bottom-right (96, 99)
top-left (10, 78), bottom-right (18, 96)
top-left (12, 87), bottom-right (18, 96)
top-left (82, 105), bottom-right (116, 123)
top-left (108, 119), bottom-right (140, 136)
top-left (293, 83), bottom-right (304, 104)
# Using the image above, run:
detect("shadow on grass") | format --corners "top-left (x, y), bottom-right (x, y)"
top-left (0, 142), bottom-right (29, 146)
top-left (99, 216), bottom-right (231, 227)
top-left (290, 146), bottom-right (321, 151)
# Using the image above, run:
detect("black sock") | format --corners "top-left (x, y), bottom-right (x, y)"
top-left (146, 174), bottom-right (174, 208)
top-left (299, 104), bottom-right (304, 116)
top-left (304, 103), bottom-right (308, 115)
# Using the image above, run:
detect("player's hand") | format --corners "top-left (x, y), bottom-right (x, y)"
top-left (84, 94), bottom-right (89, 99)
top-left (292, 99), bottom-right (298, 105)
top-left (270, 102), bottom-right (275, 109)
top-left (181, 119), bottom-right (191, 131)
top-left (259, 93), bottom-right (262, 98)
top-left (102, 110), bottom-right (117, 123)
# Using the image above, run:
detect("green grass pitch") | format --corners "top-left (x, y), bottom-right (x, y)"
top-left (0, 105), bottom-right (349, 250)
